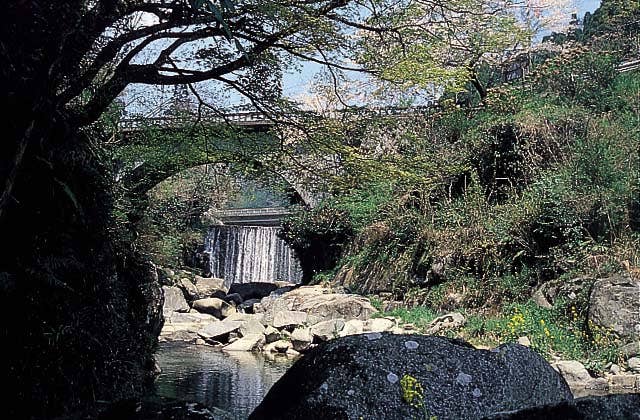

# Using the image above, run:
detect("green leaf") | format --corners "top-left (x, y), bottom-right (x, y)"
top-left (205, 2), bottom-right (233, 41)
top-left (221, 0), bottom-right (236, 12)
top-left (54, 178), bottom-right (82, 214)
top-left (234, 39), bottom-right (247, 57)
top-left (190, 0), bottom-right (205, 10)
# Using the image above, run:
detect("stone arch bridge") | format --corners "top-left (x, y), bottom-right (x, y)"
top-left (117, 110), bottom-right (345, 217)
top-left (117, 105), bottom-right (444, 213)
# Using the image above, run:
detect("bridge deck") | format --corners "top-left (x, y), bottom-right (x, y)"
top-left (214, 207), bottom-right (291, 227)
top-left (119, 111), bottom-right (275, 132)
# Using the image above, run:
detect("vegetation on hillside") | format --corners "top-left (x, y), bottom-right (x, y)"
top-left (282, 4), bottom-right (639, 368)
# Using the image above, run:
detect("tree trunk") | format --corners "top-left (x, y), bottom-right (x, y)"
top-left (471, 77), bottom-right (488, 103)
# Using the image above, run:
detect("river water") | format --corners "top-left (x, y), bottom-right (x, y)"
top-left (153, 343), bottom-right (296, 419)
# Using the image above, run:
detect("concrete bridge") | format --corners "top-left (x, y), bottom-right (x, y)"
top-left (213, 207), bottom-right (291, 226)
top-left (117, 109), bottom-right (326, 207)
top-left (119, 111), bottom-right (275, 133)
top-left (118, 106), bottom-right (443, 132)
top-left (117, 109), bottom-right (344, 208)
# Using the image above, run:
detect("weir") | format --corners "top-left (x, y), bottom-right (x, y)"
top-left (214, 207), bottom-right (290, 227)
top-left (204, 224), bottom-right (302, 287)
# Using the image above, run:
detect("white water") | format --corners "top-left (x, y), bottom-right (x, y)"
top-left (204, 226), bottom-right (302, 287)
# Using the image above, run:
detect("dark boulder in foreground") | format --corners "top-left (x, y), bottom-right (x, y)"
top-left (574, 394), bottom-right (640, 419)
top-left (249, 333), bottom-right (572, 420)
top-left (483, 393), bottom-right (640, 419)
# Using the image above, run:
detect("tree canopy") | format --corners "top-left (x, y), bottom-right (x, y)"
top-left (354, 0), bottom-right (578, 100)
top-left (1, 0), bottom-right (379, 221)
top-left (3, 1), bottom-right (366, 126)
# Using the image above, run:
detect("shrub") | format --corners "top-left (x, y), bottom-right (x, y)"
top-left (532, 50), bottom-right (620, 109)
top-left (280, 203), bottom-right (353, 282)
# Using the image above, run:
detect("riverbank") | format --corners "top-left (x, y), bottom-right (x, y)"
top-left (159, 276), bottom-right (640, 401)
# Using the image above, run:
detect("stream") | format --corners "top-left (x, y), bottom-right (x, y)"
top-left (153, 342), bottom-right (296, 419)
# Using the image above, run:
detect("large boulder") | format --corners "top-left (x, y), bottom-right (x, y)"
top-left (365, 317), bottom-right (396, 333)
top-left (588, 274), bottom-right (640, 340)
top-left (225, 312), bottom-right (265, 324)
top-left (222, 334), bottom-right (266, 352)
top-left (310, 319), bottom-right (345, 341)
top-left (551, 360), bottom-right (608, 398)
top-left (572, 394), bottom-right (640, 419)
top-left (552, 360), bottom-right (592, 384)
top-left (273, 311), bottom-right (308, 329)
top-left (192, 298), bottom-right (236, 319)
top-left (239, 318), bottom-right (266, 337)
top-left (159, 312), bottom-right (217, 343)
top-left (250, 334), bottom-right (572, 420)
top-left (264, 326), bottom-right (281, 343)
top-left (162, 286), bottom-right (190, 315)
top-left (178, 278), bottom-right (200, 301)
top-left (339, 319), bottom-right (364, 337)
top-left (192, 276), bottom-right (227, 299)
top-left (196, 313), bottom-right (265, 343)
top-left (197, 319), bottom-right (244, 341)
top-left (255, 286), bottom-right (377, 325)
top-left (296, 293), bottom-right (377, 322)
top-left (535, 276), bottom-right (593, 308)
top-left (290, 327), bottom-right (313, 352)
top-left (139, 271), bottom-right (165, 339)
top-left (425, 312), bottom-right (466, 335)
top-left (628, 357), bottom-right (640, 373)
top-left (620, 341), bottom-right (640, 359)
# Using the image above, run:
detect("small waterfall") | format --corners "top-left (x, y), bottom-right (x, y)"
top-left (204, 225), bottom-right (302, 287)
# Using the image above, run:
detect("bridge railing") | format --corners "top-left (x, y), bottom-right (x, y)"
top-left (619, 59), bottom-right (640, 73)
top-left (119, 110), bottom-right (274, 131)
top-left (118, 104), bottom-right (448, 131)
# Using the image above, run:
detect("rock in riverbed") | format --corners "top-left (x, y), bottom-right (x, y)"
top-left (250, 333), bottom-right (572, 419)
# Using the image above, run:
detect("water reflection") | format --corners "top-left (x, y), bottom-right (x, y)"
top-left (154, 343), bottom-right (295, 419)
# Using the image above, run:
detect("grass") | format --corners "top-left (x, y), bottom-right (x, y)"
top-left (375, 298), bottom-right (624, 373)
top-left (372, 305), bottom-right (437, 330)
